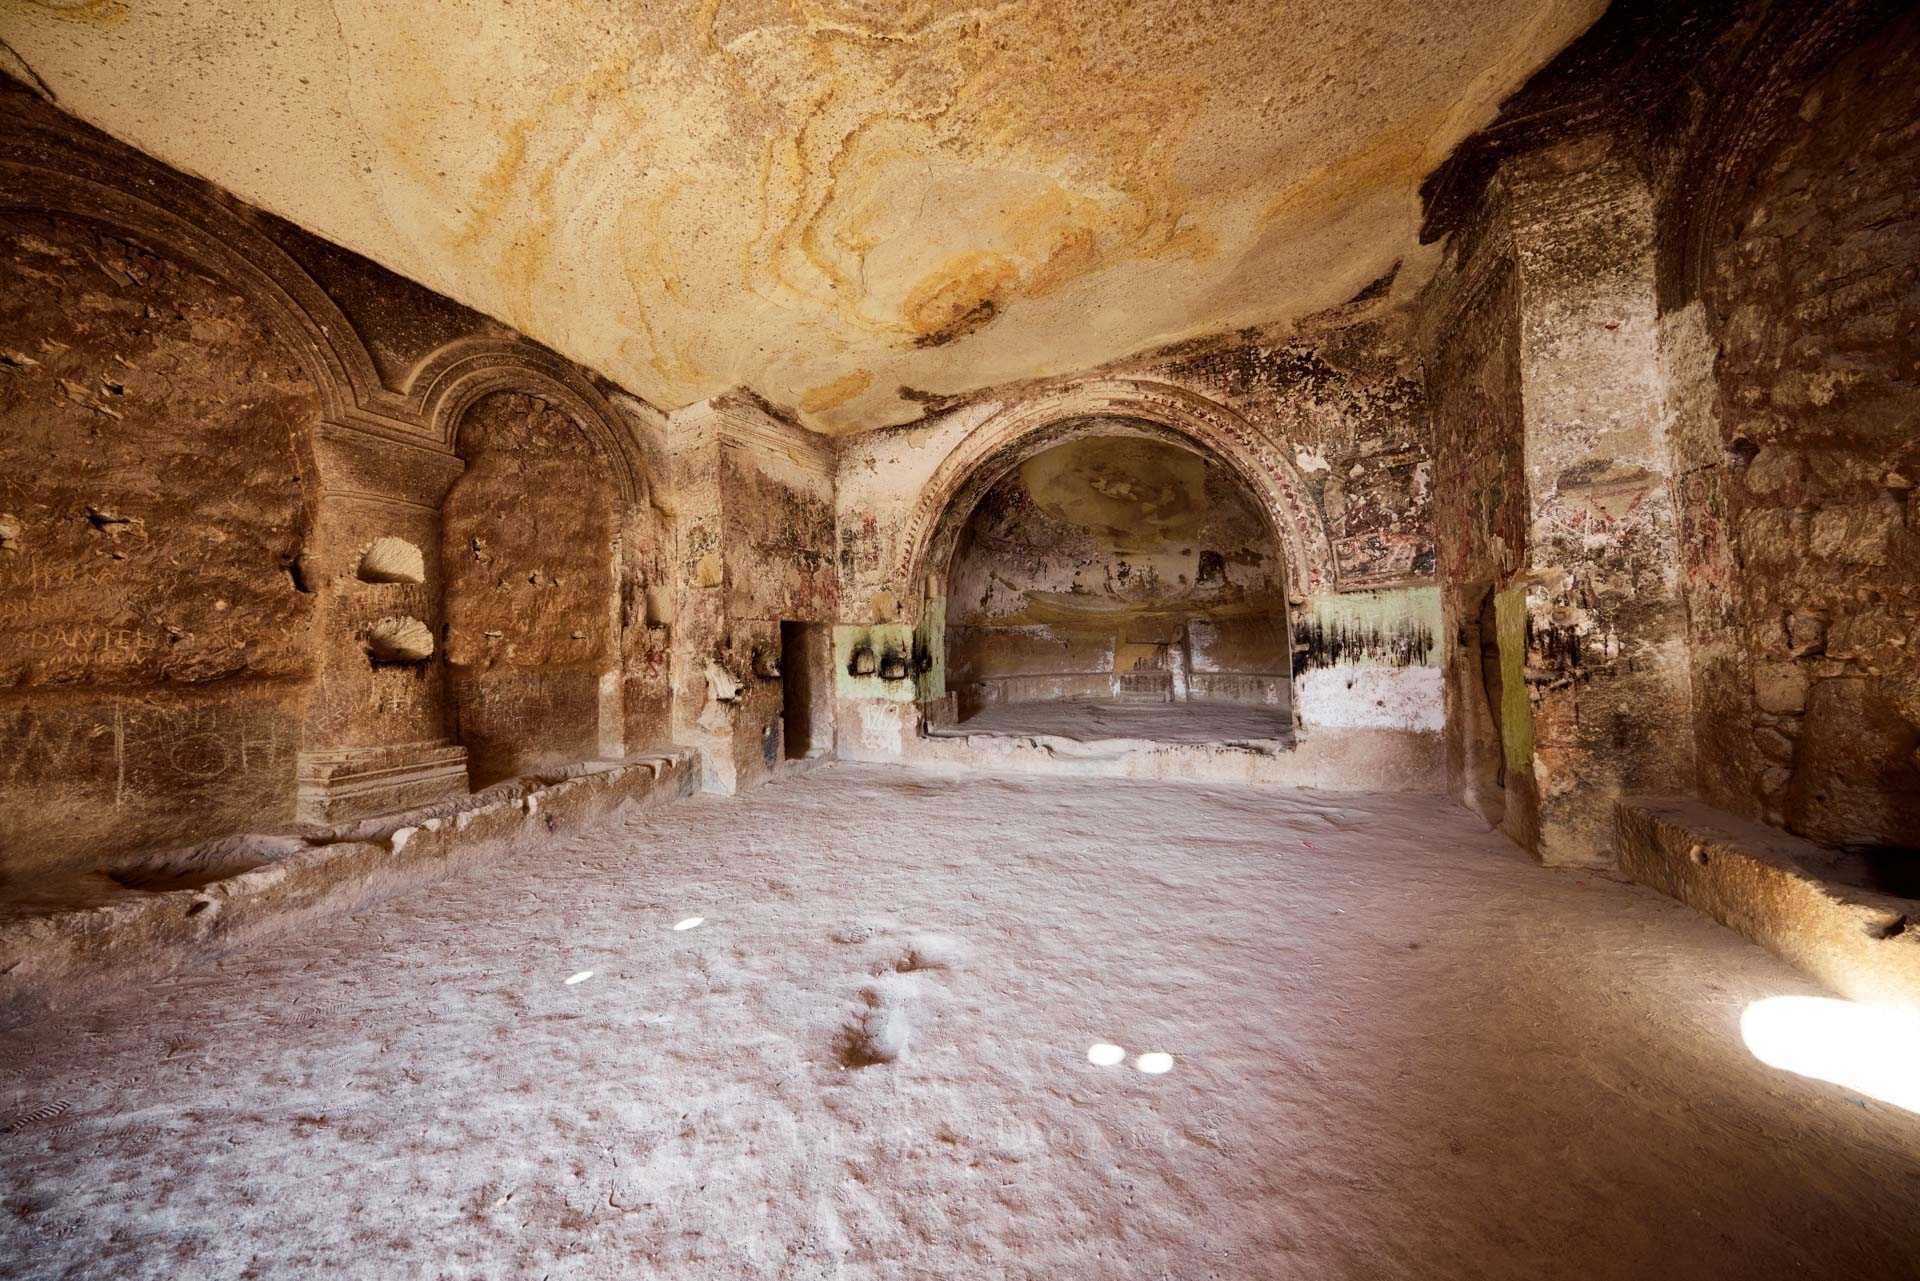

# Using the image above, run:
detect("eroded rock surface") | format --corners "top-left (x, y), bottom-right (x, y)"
top-left (0, 209), bottom-right (321, 873)
top-left (0, 0), bottom-right (1604, 431)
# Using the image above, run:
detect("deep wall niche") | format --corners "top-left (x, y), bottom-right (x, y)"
top-left (940, 423), bottom-right (1296, 724)
top-left (443, 391), bottom-right (627, 785)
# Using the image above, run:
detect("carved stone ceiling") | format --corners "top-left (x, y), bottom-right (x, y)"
top-left (1, 0), bottom-right (1602, 433)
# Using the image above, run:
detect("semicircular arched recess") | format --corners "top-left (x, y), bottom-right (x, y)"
top-left (898, 379), bottom-right (1336, 610)
top-left (410, 338), bottom-right (652, 507)
top-left (0, 148), bottom-right (371, 427)
top-left (1656, 4), bottom-right (1882, 321)
top-left (2, 115), bottom-right (660, 500)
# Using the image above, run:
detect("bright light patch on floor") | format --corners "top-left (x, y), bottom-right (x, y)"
top-left (1136, 1052), bottom-right (1175, 1075)
top-left (1087, 1042), bottom-right (1125, 1066)
top-left (564, 970), bottom-right (594, 986)
top-left (1741, 996), bottom-right (1920, 1115)
top-left (672, 916), bottom-right (705, 931)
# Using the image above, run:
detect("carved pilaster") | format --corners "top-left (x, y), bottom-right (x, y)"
top-left (296, 425), bottom-right (470, 823)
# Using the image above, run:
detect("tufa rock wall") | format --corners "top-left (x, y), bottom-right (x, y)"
top-left (670, 396), bottom-right (839, 794)
top-left (0, 78), bottom-right (678, 879)
top-left (1418, 0), bottom-right (1916, 866)
top-left (1656, 5), bottom-right (1920, 852)
top-left (444, 392), bottom-right (625, 786)
top-left (832, 315), bottom-right (1441, 743)
top-left (0, 209), bottom-right (322, 875)
top-left (1418, 183), bottom-right (1534, 842)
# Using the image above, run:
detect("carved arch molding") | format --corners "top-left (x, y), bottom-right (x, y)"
top-left (0, 120), bottom-right (652, 503)
top-left (1657, 0), bottom-right (1887, 316)
top-left (897, 378), bottom-right (1338, 606)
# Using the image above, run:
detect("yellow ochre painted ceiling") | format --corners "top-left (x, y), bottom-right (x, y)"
top-left (0, 0), bottom-right (1603, 433)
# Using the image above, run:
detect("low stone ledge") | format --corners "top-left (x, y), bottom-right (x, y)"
top-left (0, 751), bottom-right (698, 1026)
top-left (1616, 797), bottom-right (1920, 1012)
top-left (906, 722), bottom-right (1443, 792)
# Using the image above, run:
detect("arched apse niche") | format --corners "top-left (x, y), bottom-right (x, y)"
top-left (900, 380), bottom-right (1335, 614)
top-left (904, 382), bottom-right (1334, 734)
top-left (441, 391), bottom-right (661, 784)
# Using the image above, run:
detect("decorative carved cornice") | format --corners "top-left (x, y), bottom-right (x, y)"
top-left (710, 391), bottom-right (837, 478)
top-left (312, 424), bottom-right (467, 509)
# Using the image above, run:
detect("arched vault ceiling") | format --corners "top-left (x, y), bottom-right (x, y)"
top-left (0, 0), bottom-right (1603, 434)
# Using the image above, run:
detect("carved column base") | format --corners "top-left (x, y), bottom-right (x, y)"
top-left (296, 739), bottom-right (470, 825)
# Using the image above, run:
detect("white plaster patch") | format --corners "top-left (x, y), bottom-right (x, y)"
top-left (1294, 446), bottom-right (1331, 474)
top-left (1295, 665), bottom-right (1443, 731)
top-left (705, 662), bottom-right (742, 704)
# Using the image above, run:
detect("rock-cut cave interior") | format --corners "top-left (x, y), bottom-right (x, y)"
top-left (0, 2), bottom-right (1917, 1278)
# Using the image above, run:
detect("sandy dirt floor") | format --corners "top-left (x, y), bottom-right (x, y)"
top-left (2, 765), bottom-right (1917, 1280)
top-left (940, 700), bottom-right (1296, 745)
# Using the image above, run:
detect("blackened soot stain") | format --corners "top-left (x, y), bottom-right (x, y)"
top-left (1291, 615), bottom-right (1435, 671)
